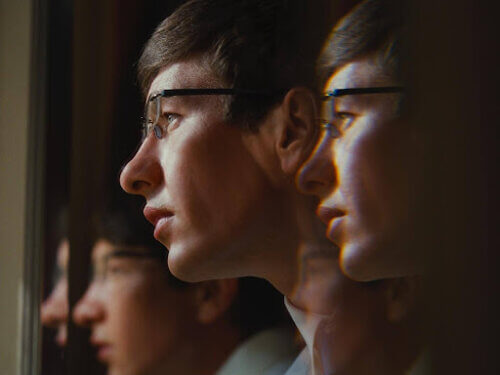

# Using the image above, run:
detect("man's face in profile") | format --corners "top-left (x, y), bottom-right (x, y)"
top-left (299, 55), bottom-right (417, 281)
top-left (40, 239), bottom-right (69, 347)
top-left (120, 57), bottom-right (291, 282)
top-left (73, 240), bottom-right (199, 375)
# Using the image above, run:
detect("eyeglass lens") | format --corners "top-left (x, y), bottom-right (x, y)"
top-left (143, 96), bottom-right (164, 139)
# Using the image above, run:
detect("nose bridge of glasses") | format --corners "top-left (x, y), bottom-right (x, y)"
top-left (145, 95), bottom-right (161, 125)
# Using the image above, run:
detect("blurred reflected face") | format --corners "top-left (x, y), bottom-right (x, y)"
top-left (40, 239), bottom-right (69, 346)
top-left (313, 277), bottom-right (393, 375)
top-left (293, 244), bottom-right (398, 375)
top-left (73, 239), bottom-right (199, 375)
top-left (120, 58), bottom-right (290, 282)
top-left (298, 56), bottom-right (416, 281)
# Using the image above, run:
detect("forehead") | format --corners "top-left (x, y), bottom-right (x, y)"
top-left (325, 57), bottom-right (392, 91)
top-left (147, 58), bottom-right (222, 100)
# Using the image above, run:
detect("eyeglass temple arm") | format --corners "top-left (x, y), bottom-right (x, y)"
top-left (322, 86), bottom-right (404, 99)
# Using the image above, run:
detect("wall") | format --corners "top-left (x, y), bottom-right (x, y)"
top-left (0, 1), bottom-right (32, 374)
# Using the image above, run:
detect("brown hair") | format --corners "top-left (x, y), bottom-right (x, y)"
top-left (138, 0), bottom-right (331, 128)
top-left (317, 0), bottom-right (407, 88)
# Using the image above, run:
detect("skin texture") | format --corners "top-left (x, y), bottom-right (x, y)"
top-left (40, 239), bottom-right (69, 347)
top-left (120, 56), bottom-right (319, 295)
top-left (73, 239), bottom-right (240, 375)
top-left (298, 55), bottom-right (420, 281)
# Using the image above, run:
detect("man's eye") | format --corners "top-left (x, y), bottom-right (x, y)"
top-left (332, 112), bottom-right (354, 132)
top-left (161, 113), bottom-right (180, 130)
top-left (104, 260), bottom-right (131, 278)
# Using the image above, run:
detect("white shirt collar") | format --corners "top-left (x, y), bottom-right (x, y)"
top-left (215, 327), bottom-right (297, 375)
top-left (284, 297), bottom-right (329, 375)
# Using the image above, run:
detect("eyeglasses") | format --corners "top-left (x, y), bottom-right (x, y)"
top-left (142, 88), bottom-right (286, 139)
top-left (320, 86), bottom-right (404, 138)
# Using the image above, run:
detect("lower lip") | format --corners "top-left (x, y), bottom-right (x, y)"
top-left (326, 217), bottom-right (343, 246)
top-left (153, 216), bottom-right (174, 241)
top-left (97, 345), bottom-right (112, 362)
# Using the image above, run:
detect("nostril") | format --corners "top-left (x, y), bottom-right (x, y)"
top-left (131, 179), bottom-right (148, 193)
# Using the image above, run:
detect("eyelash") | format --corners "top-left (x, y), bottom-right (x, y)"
top-left (105, 259), bottom-right (134, 278)
top-left (324, 111), bottom-right (354, 138)
top-left (141, 112), bottom-right (180, 141)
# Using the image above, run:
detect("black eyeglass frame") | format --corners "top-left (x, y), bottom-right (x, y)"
top-left (322, 86), bottom-right (404, 99)
top-left (319, 86), bottom-right (404, 138)
top-left (143, 88), bottom-right (287, 139)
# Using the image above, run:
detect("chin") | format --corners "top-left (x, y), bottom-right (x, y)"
top-left (339, 241), bottom-right (383, 282)
top-left (167, 241), bottom-right (219, 282)
top-left (341, 237), bottom-right (414, 281)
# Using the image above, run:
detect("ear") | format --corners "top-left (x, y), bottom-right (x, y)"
top-left (276, 87), bottom-right (319, 175)
top-left (194, 279), bottom-right (239, 324)
top-left (385, 276), bottom-right (421, 323)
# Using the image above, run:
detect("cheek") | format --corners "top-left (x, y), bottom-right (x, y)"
top-left (340, 119), bottom-right (413, 228)
top-left (164, 123), bottom-right (274, 234)
top-left (108, 281), bottom-right (191, 368)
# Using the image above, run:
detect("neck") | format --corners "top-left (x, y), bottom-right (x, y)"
top-left (259, 192), bottom-right (327, 298)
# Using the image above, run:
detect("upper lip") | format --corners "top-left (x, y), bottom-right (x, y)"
top-left (143, 206), bottom-right (174, 226)
top-left (316, 205), bottom-right (345, 225)
top-left (90, 335), bottom-right (110, 349)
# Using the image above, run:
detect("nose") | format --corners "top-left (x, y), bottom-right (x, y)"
top-left (120, 138), bottom-right (164, 197)
top-left (72, 284), bottom-right (105, 327)
top-left (41, 280), bottom-right (68, 329)
top-left (297, 135), bottom-right (336, 197)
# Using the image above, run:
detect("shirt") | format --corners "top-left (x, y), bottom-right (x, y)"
top-left (284, 298), bottom-right (329, 375)
top-left (215, 326), bottom-right (299, 375)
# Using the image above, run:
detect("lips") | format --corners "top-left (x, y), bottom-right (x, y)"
top-left (317, 205), bottom-right (344, 225)
top-left (90, 336), bottom-right (112, 362)
top-left (143, 206), bottom-right (174, 226)
top-left (143, 206), bottom-right (174, 242)
top-left (317, 205), bottom-right (345, 246)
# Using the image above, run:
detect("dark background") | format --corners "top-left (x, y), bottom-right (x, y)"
top-left (41, 1), bottom-right (186, 374)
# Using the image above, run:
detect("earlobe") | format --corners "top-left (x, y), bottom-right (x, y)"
top-left (385, 276), bottom-right (421, 323)
top-left (195, 279), bottom-right (239, 324)
top-left (277, 88), bottom-right (319, 175)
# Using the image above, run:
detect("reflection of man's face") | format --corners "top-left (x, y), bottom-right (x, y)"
top-left (120, 57), bottom-right (295, 282)
top-left (73, 239), bottom-right (200, 375)
top-left (293, 241), bottom-right (419, 375)
top-left (299, 55), bottom-right (417, 281)
top-left (40, 239), bottom-right (69, 346)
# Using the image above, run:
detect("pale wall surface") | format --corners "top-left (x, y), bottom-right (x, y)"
top-left (0, 1), bottom-right (32, 374)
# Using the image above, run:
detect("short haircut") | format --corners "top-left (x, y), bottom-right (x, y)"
top-left (138, 0), bottom-right (330, 128)
top-left (317, 0), bottom-right (407, 88)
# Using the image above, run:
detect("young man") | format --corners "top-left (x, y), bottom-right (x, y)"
top-left (119, 0), bottom-right (327, 296)
top-left (118, 1), bottom-right (426, 374)
top-left (298, 0), bottom-right (425, 281)
top-left (67, 210), bottom-right (297, 375)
